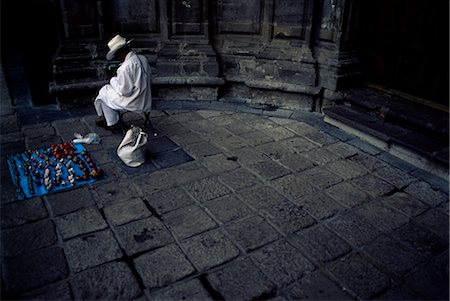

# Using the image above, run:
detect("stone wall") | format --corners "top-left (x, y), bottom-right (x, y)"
top-left (50, 0), bottom-right (360, 111)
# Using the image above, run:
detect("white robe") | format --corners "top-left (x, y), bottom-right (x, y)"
top-left (95, 51), bottom-right (152, 126)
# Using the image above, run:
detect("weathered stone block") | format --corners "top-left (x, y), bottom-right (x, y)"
top-left (298, 166), bottom-right (343, 189)
top-left (404, 181), bottom-right (448, 207)
top-left (46, 187), bottom-right (95, 216)
top-left (350, 175), bottom-right (395, 197)
top-left (115, 217), bottom-right (174, 256)
top-left (181, 229), bottom-right (240, 270)
top-left (204, 194), bottom-right (253, 224)
top-left (147, 187), bottom-right (195, 215)
top-left (1, 197), bottom-right (48, 228)
top-left (380, 192), bottom-right (429, 217)
top-left (301, 148), bottom-right (340, 165)
top-left (218, 168), bottom-right (262, 190)
top-left (325, 182), bottom-right (371, 208)
top-left (164, 205), bottom-right (217, 239)
top-left (103, 198), bottom-right (152, 226)
top-left (134, 244), bottom-right (196, 289)
top-left (55, 208), bottom-right (108, 240)
top-left (184, 177), bottom-right (232, 202)
top-left (354, 200), bottom-right (409, 232)
top-left (295, 192), bottom-right (345, 220)
top-left (72, 262), bottom-right (141, 300)
top-left (265, 199), bottom-right (316, 234)
top-left (323, 159), bottom-right (368, 180)
top-left (247, 160), bottom-right (291, 180)
top-left (271, 174), bottom-right (318, 200)
top-left (148, 279), bottom-right (211, 300)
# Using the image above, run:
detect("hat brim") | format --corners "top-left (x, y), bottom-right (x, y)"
top-left (106, 39), bottom-right (133, 60)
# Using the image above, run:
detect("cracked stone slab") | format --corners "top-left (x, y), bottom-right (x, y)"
top-left (184, 177), bottom-right (232, 202)
top-left (327, 212), bottom-right (383, 247)
top-left (1, 197), bottom-right (48, 228)
top-left (72, 262), bottom-right (141, 300)
top-left (148, 278), bottom-right (211, 301)
top-left (255, 141), bottom-right (296, 160)
top-left (225, 215), bottom-right (280, 251)
top-left (201, 153), bottom-right (241, 173)
top-left (404, 181), bottom-right (448, 207)
top-left (204, 194), bottom-right (253, 224)
top-left (218, 168), bottom-right (263, 190)
top-left (64, 230), bottom-right (123, 273)
top-left (2, 219), bottom-right (58, 258)
top-left (2, 247), bottom-right (69, 295)
top-left (264, 126), bottom-right (297, 141)
top-left (181, 229), bottom-right (240, 271)
top-left (380, 192), bottom-right (429, 217)
top-left (251, 240), bottom-right (315, 288)
top-left (327, 253), bottom-right (390, 299)
top-left (46, 187), bottom-right (96, 216)
top-left (247, 160), bottom-right (291, 181)
top-left (184, 141), bottom-right (223, 159)
top-left (207, 257), bottom-right (276, 300)
top-left (230, 147), bottom-right (270, 165)
top-left (103, 198), bottom-right (152, 226)
top-left (55, 208), bottom-right (108, 240)
top-left (372, 165), bottom-right (417, 189)
top-left (282, 270), bottom-right (351, 300)
top-left (362, 235), bottom-right (425, 276)
top-left (348, 153), bottom-right (388, 171)
top-left (147, 187), bottom-right (195, 215)
top-left (164, 205), bottom-right (217, 239)
top-left (134, 244), bottom-right (196, 289)
top-left (115, 217), bottom-right (174, 256)
top-left (350, 175), bottom-right (395, 197)
top-left (290, 225), bottom-right (352, 263)
top-left (325, 182), bottom-right (371, 208)
top-left (294, 192), bottom-right (346, 220)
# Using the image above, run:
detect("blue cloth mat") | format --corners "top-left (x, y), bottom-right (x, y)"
top-left (7, 143), bottom-right (106, 200)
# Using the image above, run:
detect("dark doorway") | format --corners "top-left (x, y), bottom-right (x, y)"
top-left (355, 0), bottom-right (449, 109)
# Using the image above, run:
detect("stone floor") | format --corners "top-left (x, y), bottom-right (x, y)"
top-left (1, 69), bottom-right (449, 300)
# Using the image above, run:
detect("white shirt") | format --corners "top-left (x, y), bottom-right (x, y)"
top-left (98, 51), bottom-right (152, 112)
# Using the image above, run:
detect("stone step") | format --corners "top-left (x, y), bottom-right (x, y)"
top-left (323, 105), bottom-right (449, 180)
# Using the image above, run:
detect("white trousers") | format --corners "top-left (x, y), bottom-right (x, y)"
top-left (94, 98), bottom-right (120, 126)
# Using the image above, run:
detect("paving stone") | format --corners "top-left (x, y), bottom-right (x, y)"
top-left (148, 278), bottom-right (212, 301)
top-left (171, 131), bottom-right (205, 146)
top-left (211, 134), bottom-right (249, 150)
top-left (201, 153), bottom-right (240, 173)
top-left (251, 240), bottom-right (315, 288)
top-left (327, 253), bottom-right (390, 299)
top-left (323, 159), bottom-right (368, 180)
top-left (290, 224), bottom-right (352, 263)
top-left (204, 194), bottom-right (253, 224)
top-left (22, 125), bottom-right (55, 139)
top-left (376, 152), bottom-right (417, 173)
top-left (1, 197), bottom-right (48, 228)
top-left (327, 212), bottom-right (383, 247)
top-left (170, 111), bottom-right (204, 123)
top-left (181, 229), bottom-right (240, 270)
top-left (301, 148), bottom-right (340, 165)
top-left (55, 208), bottom-right (108, 240)
top-left (218, 167), bottom-right (263, 191)
top-left (376, 285), bottom-right (418, 300)
top-left (98, 162), bottom-right (126, 180)
top-left (271, 174), bottom-right (319, 200)
top-left (184, 141), bottom-right (222, 159)
top-left (238, 130), bottom-right (274, 146)
top-left (207, 257), bottom-right (275, 300)
top-left (46, 187), bottom-right (96, 216)
top-left (372, 165), bottom-right (417, 189)
top-left (72, 262), bottom-right (141, 300)
top-left (147, 187), bottom-right (195, 215)
top-left (20, 282), bottom-right (73, 301)
top-left (348, 152), bottom-right (388, 171)
top-left (392, 223), bottom-right (448, 258)
top-left (347, 138), bottom-right (382, 155)
top-left (437, 200), bottom-right (449, 215)
top-left (184, 176), bottom-right (232, 202)
top-left (134, 244), bottom-right (196, 289)
top-left (238, 185), bottom-right (286, 211)
top-left (325, 182), bottom-right (371, 208)
top-left (302, 130), bottom-right (339, 147)
top-left (403, 250), bottom-right (449, 300)
top-left (93, 180), bottom-right (141, 208)
top-left (299, 166), bottom-right (343, 189)
top-left (404, 181), bottom-right (448, 207)
top-left (263, 199), bottom-right (316, 234)
top-left (224, 122), bottom-right (255, 135)
top-left (64, 230), bottom-right (123, 273)
top-left (285, 121), bottom-right (316, 136)
top-left (282, 270), bottom-right (351, 300)
top-left (2, 247), bottom-right (69, 295)
top-left (225, 215), bottom-right (280, 251)
top-left (103, 198), bottom-right (152, 226)
top-left (52, 118), bottom-right (90, 135)
top-left (151, 148), bottom-right (193, 169)
top-left (294, 192), bottom-right (345, 220)
top-left (414, 208), bottom-right (449, 240)
top-left (264, 126), bottom-right (296, 141)
top-left (350, 175), bottom-right (395, 197)
top-left (2, 219), bottom-right (57, 258)
top-left (89, 149), bottom-right (113, 165)
top-left (115, 217), bottom-right (174, 256)
top-left (230, 146), bottom-right (270, 165)
top-left (363, 235), bottom-right (425, 276)
top-left (380, 192), bottom-right (429, 217)
top-left (354, 200), bottom-right (410, 232)
top-left (167, 159), bottom-right (210, 181)
top-left (133, 170), bottom-right (177, 195)
top-left (277, 153), bottom-right (316, 172)
top-left (324, 141), bottom-right (360, 158)
top-left (247, 160), bottom-right (291, 180)
top-left (279, 136), bottom-right (318, 153)
top-left (255, 141), bottom-right (296, 159)
top-left (164, 205), bottom-right (217, 239)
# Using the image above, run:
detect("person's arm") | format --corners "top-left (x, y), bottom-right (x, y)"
top-left (110, 64), bottom-right (135, 97)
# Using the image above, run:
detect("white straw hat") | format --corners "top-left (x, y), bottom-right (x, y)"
top-left (106, 34), bottom-right (133, 60)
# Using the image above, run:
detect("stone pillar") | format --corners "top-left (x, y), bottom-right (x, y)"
top-left (314, 0), bottom-right (361, 108)
top-left (155, 0), bottom-right (224, 102)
